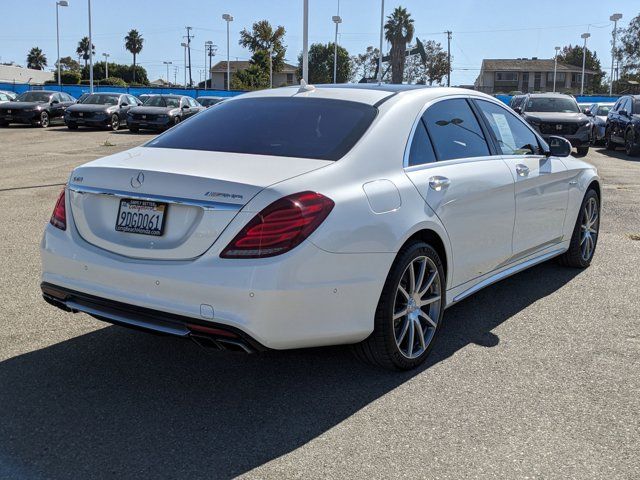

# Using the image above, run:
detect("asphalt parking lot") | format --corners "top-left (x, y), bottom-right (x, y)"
top-left (0, 125), bottom-right (639, 479)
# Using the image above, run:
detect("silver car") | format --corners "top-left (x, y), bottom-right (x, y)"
top-left (0, 90), bottom-right (17, 104)
top-left (587, 103), bottom-right (614, 145)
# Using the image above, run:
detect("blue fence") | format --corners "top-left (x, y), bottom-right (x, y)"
top-left (0, 82), bottom-right (245, 100)
top-left (495, 94), bottom-right (620, 105)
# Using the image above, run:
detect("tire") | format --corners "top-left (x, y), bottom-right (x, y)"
top-left (353, 241), bottom-right (446, 370)
top-left (39, 111), bottom-right (50, 128)
top-left (110, 114), bottom-right (120, 131)
top-left (66, 123), bottom-right (78, 130)
top-left (576, 146), bottom-right (589, 157)
top-left (0, 121), bottom-right (7, 127)
top-left (558, 189), bottom-right (600, 268)
top-left (173, 116), bottom-right (181, 126)
top-left (624, 129), bottom-right (640, 157)
top-left (605, 128), bottom-right (617, 150)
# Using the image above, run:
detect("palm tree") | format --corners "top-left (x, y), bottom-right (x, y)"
top-left (384, 6), bottom-right (414, 84)
top-left (124, 29), bottom-right (144, 84)
top-left (76, 37), bottom-right (95, 68)
top-left (26, 47), bottom-right (47, 70)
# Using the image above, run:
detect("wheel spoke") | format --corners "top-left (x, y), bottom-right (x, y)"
top-left (419, 311), bottom-right (437, 329)
top-left (420, 294), bottom-right (441, 306)
top-left (406, 319), bottom-right (415, 357)
top-left (393, 308), bottom-right (408, 320)
top-left (415, 258), bottom-right (426, 295)
top-left (397, 285), bottom-right (410, 300)
top-left (414, 318), bottom-right (426, 351)
top-left (418, 270), bottom-right (437, 297)
top-left (580, 232), bottom-right (588, 246)
top-left (396, 317), bottom-right (410, 346)
top-left (408, 262), bottom-right (416, 295)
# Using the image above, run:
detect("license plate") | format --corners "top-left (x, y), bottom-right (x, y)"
top-left (79, 112), bottom-right (84, 117)
top-left (142, 115), bottom-right (147, 119)
top-left (115, 199), bottom-right (167, 236)
top-left (7, 110), bottom-right (11, 114)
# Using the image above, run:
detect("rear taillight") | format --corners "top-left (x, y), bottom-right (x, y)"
top-left (220, 191), bottom-right (334, 259)
top-left (50, 188), bottom-right (67, 230)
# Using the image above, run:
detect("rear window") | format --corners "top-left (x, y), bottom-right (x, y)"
top-left (526, 97), bottom-right (580, 113)
top-left (146, 97), bottom-right (378, 160)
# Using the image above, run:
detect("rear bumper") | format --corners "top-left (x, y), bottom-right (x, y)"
top-left (40, 219), bottom-right (392, 350)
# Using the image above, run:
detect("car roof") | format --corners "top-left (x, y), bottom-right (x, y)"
top-left (526, 93), bottom-right (574, 99)
top-left (85, 92), bottom-right (123, 96)
top-left (196, 96), bottom-right (224, 99)
top-left (232, 84), bottom-right (495, 107)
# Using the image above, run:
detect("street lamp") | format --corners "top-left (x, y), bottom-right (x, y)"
top-left (610, 13), bottom-right (623, 95)
top-left (55, 1), bottom-right (68, 87)
top-left (180, 42), bottom-right (188, 86)
top-left (580, 32), bottom-right (591, 95)
top-left (102, 52), bottom-right (109, 79)
top-left (377, 0), bottom-right (384, 84)
top-left (332, 15), bottom-right (342, 84)
top-left (222, 13), bottom-right (233, 90)
top-left (553, 46), bottom-right (560, 92)
top-left (163, 61), bottom-right (172, 85)
top-left (87, 0), bottom-right (93, 93)
top-left (303, 0), bottom-right (308, 83)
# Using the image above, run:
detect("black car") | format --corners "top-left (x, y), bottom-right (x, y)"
top-left (65, 93), bottom-right (142, 131)
top-left (509, 94), bottom-right (527, 112)
top-left (196, 96), bottom-right (224, 108)
top-left (514, 93), bottom-right (591, 156)
top-left (605, 95), bottom-right (640, 156)
top-left (0, 90), bottom-right (76, 128)
top-left (127, 95), bottom-right (204, 132)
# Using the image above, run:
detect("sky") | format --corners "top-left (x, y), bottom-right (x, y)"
top-left (0, 0), bottom-right (638, 86)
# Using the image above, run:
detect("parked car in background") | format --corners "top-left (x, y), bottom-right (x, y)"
top-left (605, 95), bottom-right (640, 156)
top-left (0, 90), bottom-right (76, 128)
top-left (0, 90), bottom-right (17, 104)
top-left (586, 102), bottom-right (614, 145)
top-left (514, 93), bottom-right (591, 156)
top-left (196, 96), bottom-right (224, 108)
top-left (578, 103), bottom-right (591, 114)
top-left (509, 94), bottom-right (527, 112)
top-left (41, 85), bottom-right (601, 371)
top-left (65, 93), bottom-right (141, 131)
top-left (126, 95), bottom-right (204, 132)
top-left (76, 93), bottom-right (90, 104)
top-left (138, 94), bottom-right (157, 104)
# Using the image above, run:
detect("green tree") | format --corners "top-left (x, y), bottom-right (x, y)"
top-left (558, 44), bottom-right (605, 93)
top-left (26, 47), bottom-right (47, 70)
top-left (351, 45), bottom-right (386, 82)
top-left (384, 6), bottom-right (414, 84)
top-left (124, 29), bottom-right (144, 84)
top-left (403, 39), bottom-right (449, 85)
top-left (56, 56), bottom-right (81, 72)
top-left (76, 37), bottom-right (95, 68)
top-left (238, 20), bottom-right (286, 89)
top-left (297, 42), bottom-right (351, 84)
top-left (619, 13), bottom-right (640, 80)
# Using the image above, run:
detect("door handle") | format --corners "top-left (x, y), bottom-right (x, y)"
top-left (428, 176), bottom-right (451, 191)
top-left (515, 164), bottom-right (530, 177)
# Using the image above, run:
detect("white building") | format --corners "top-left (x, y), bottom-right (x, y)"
top-left (0, 64), bottom-right (54, 84)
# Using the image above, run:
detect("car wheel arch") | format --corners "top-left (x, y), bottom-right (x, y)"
top-left (397, 227), bottom-right (451, 289)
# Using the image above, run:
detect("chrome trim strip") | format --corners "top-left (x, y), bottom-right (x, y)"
top-left (65, 300), bottom-right (191, 337)
top-left (452, 248), bottom-right (565, 304)
top-left (68, 183), bottom-right (242, 211)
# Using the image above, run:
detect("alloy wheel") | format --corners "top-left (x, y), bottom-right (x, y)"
top-left (111, 114), bottom-right (120, 131)
top-left (625, 131), bottom-right (634, 156)
top-left (393, 256), bottom-right (442, 359)
top-left (580, 196), bottom-right (599, 262)
top-left (40, 112), bottom-right (49, 128)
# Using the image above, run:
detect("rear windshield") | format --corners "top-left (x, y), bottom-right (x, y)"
top-left (82, 94), bottom-right (120, 105)
top-left (146, 97), bottom-right (378, 160)
top-left (526, 97), bottom-right (580, 113)
top-left (144, 96), bottom-right (180, 108)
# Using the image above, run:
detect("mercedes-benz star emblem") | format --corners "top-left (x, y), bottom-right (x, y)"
top-left (131, 171), bottom-right (145, 189)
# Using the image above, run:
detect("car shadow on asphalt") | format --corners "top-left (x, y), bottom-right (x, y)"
top-left (0, 261), bottom-right (581, 479)
top-left (592, 146), bottom-right (640, 162)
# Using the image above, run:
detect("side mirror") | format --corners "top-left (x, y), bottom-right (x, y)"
top-left (182, 104), bottom-right (189, 109)
top-left (585, 109), bottom-right (593, 116)
top-left (120, 103), bottom-right (128, 107)
top-left (619, 109), bottom-right (628, 117)
top-left (513, 106), bottom-right (522, 115)
top-left (546, 136), bottom-right (572, 158)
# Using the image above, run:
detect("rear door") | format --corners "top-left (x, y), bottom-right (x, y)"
top-left (404, 97), bottom-right (516, 287)
top-left (474, 98), bottom-right (568, 258)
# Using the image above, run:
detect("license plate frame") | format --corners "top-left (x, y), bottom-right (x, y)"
top-left (115, 199), bottom-right (167, 236)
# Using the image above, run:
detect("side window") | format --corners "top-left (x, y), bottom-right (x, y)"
top-left (476, 99), bottom-right (541, 155)
top-left (422, 98), bottom-right (490, 161)
top-left (188, 97), bottom-right (198, 107)
top-left (408, 119), bottom-right (437, 166)
top-left (128, 96), bottom-right (137, 105)
top-left (180, 97), bottom-right (189, 107)
top-left (52, 93), bottom-right (62, 102)
top-left (620, 98), bottom-right (630, 113)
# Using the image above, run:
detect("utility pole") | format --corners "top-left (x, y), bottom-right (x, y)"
top-left (184, 26), bottom-right (193, 87)
top-left (377, 0), bottom-right (384, 84)
top-left (163, 61), bottom-right (172, 85)
top-left (173, 65), bottom-right (178, 86)
top-left (609, 13), bottom-right (622, 95)
top-left (205, 41), bottom-right (216, 90)
top-left (553, 46), bottom-right (560, 92)
top-left (445, 30), bottom-right (452, 87)
top-left (55, 1), bottom-right (69, 87)
top-left (303, 0), bottom-right (309, 83)
top-left (580, 32), bottom-right (591, 95)
top-left (88, 0), bottom-right (93, 93)
top-left (102, 53), bottom-right (110, 79)
top-left (180, 42), bottom-right (187, 86)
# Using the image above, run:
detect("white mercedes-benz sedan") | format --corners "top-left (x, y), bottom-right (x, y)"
top-left (41, 85), bottom-right (601, 370)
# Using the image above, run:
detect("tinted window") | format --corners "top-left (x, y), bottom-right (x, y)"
top-left (596, 105), bottom-right (612, 116)
top-left (526, 97), bottom-right (580, 113)
top-left (83, 94), bottom-right (119, 105)
top-left (0, 93), bottom-right (8, 101)
top-left (476, 100), bottom-right (541, 155)
top-left (620, 98), bottom-right (630, 113)
top-left (408, 120), bottom-right (436, 166)
top-left (422, 98), bottom-right (490, 161)
top-left (634, 99), bottom-right (640, 114)
top-left (145, 96), bottom-right (180, 108)
top-left (146, 97), bottom-right (378, 161)
top-left (188, 97), bottom-right (198, 107)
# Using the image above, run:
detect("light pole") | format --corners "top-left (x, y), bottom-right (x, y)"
top-left (580, 32), bottom-right (591, 95)
top-left (332, 14), bottom-right (342, 84)
top-left (610, 13), bottom-right (623, 95)
top-left (55, 1), bottom-right (69, 87)
top-left (163, 61), bottom-right (172, 85)
top-left (181, 42), bottom-right (187, 86)
top-left (303, 0), bottom-right (309, 83)
top-left (268, 45), bottom-right (273, 88)
top-left (553, 46), bottom-right (560, 92)
top-left (102, 52), bottom-right (109, 79)
top-left (87, 0), bottom-right (93, 93)
top-left (205, 40), bottom-right (215, 89)
top-left (222, 14), bottom-right (233, 90)
top-left (377, 0), bottom-right (384, 84)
